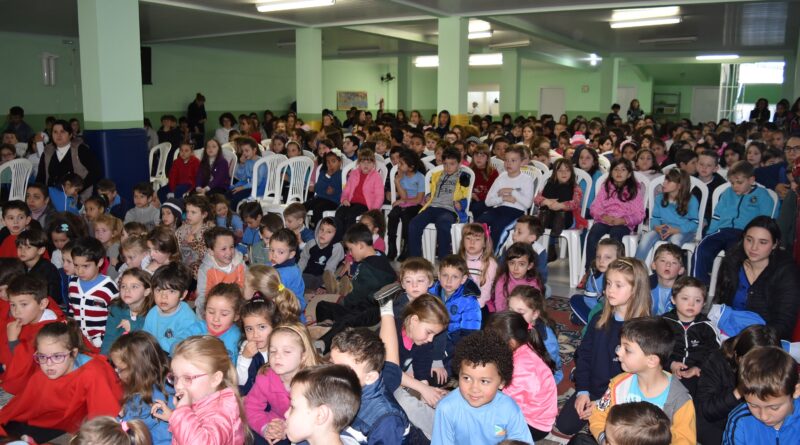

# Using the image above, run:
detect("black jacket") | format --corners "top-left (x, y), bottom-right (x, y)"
top-left (715, 249), bottom-right (800, 339)
top-left (662, 309), bottom-right (720, 368)
top-left (343, 254), bottom-right (397, 311)
top-left (696, 348), bottom-right (740, 445)
top-left (28, 257), bottom-right (63, 308)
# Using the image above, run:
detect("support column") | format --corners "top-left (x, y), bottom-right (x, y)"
top-left (296, 28), bottom-right (323, 130)
top-left (437, 17), bottom-right (469, 126)
top-left (598, 57), bottom-right (620, 115)
top-left (77, 0), bottom-right (147, 200)
top-left (397, 55), bottom-right (413, 111)
top-left (500, 49), bottom-right (521, 115)
top-left (783, 37), bottom-right (800, 100)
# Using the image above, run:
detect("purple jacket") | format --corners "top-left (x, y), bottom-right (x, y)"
top-left (589, 181), bottom-right (645, 231)
top-left (196, 156), bottom-right (231, 190)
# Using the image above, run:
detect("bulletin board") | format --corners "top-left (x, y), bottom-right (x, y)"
top-left (337, 91), bottom-right (368, 110)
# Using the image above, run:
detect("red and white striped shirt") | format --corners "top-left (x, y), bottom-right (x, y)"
top-left (68, 276), bottom-right (118, 347)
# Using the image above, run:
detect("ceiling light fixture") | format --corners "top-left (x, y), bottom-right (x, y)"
top-left (468, 31), bottom-right (493, 39)
top-left (696, 54), bottom-right (740, 60)
top-left (337, 46), bottom-right (381, 55)
top-left (414, 53), bottom-right (503, 68)
top-left (468, 20), bottom-right (491, 33)
top-left (488, 39), bottom-right (531, 49)
top-left (256, 0), bottom-right (334, 13)
top-left (611, 6), bottom-right (680, 22)
top-left (587, 53), bottom-right (601, 66)
top-left (610, 17), bottom-right (681, 28)
top-left (638, 36), bottom-right (697, 44)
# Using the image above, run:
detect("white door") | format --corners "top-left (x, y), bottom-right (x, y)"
top-left (616, 86), bottom-right (638, 112)
top-left (691, 87), bottom-right (720, 123)
top-left (540, 87), bottom-right (565, 118)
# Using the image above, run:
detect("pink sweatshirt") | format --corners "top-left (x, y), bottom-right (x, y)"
top-left (589, 181), bottom-right (645, 231)
top-left (341, 168), bottom-right (384, 210)
top-left (169, 388), bottom-right (245, 445)
top-left (466, 255), bottom-right (497, 308)
top-left (503, 345), bottom-right (558, 431)
top-left (491, 274), bottom-right (541, 312)
top-left (244, 369), bottom-right (290, 437)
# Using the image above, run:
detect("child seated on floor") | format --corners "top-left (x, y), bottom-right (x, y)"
top-left (95, 179), bottom-right (130, 221)
top-left (583, 317), bottom-right (696, 445)
top-left (431, 331), bottom-right (533, 444)
top-left (507, 285), bottom-right (563, 384)
top-left (269, 228), bottom-right (306, 322)
top-left (190, 283), bottom-right (242, 365)
top-left (249, 213), bottom-right (283, 266)
top-left (236, 201), bottom-right (263, 257)
top-left (15, 228), bottom-right (62, 308)
top-left (569, 238), bottom-right (624, 326)
top-left (68, 236), bottom-right (119, 349)
top-left (48, 173), bottom-right (82, 215)
top-left (142, 263), bottom-right (196, 354)
top-left (195, 227), bottom-right (246, 315)
top-left (649, 244), bottom-right (685, 316)
top-left (315, 223), bottom-right (396, 353)
top-left (298, 216), bottom-right (344, 292)
top-left (490, 242), bottom-right (542, 313)
top-left (505, 215), bottom-right (549, 287)
top-left (284, 202), bottom-right (314, 250)
top-left (124, 181), bottom-right (160, 231)
top-left (722, 347), bottom-right (800, 445)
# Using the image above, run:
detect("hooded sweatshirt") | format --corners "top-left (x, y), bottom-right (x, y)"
top-left (342, 254), bottom-right (397, 311)
top-left (298, 222), bottom-right (345, 277)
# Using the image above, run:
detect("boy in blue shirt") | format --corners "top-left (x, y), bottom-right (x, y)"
top-left (330, 327), bottom-right (412, 445)
top-left (431, 331), bottom-right (533, 445)
top-left (142, 262), bottom-right (196, 354)
top-left (691, 161), bottom-right (775, 285)
top-left (48, 173), bottom-right (81, 215)
top-left (650, 244), bottom-right (685, 315)
top-left (284, 203), bottom-right (314, 251)
top-left (723, 347), bottom-right (800, 445)
top-left (236, 201), bottom-right (263, 256)
top-left (269, 228), bottom-right (306, 321)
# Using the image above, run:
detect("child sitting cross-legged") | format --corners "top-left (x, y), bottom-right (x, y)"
top-left (597, 402), bottom-right (673, 445)
top-left (431, 331), bottom-right (534, 444)
top-left (507, 285), bottom-right (563, 384)
top-left (195, 227), bottom-right (246, 315)
top-left (490, 242), bottom-right (542, 313)
top-left (298, 216), bottom-right (344, 293)
top-left (315, 223), bottom-right (396, 353)
top-left (142, 263), bottom-right (196, 354)
top-left (569, 238), bottom-right (624, 327)
top-left (579, 316), bottom-right (696, 445)
top-left (662, 277), bottom-right (720, 396)
top-left (284, 364), bottom-right (363, 445)
top-left (236, 297), bottom-right (276, 396)
top-left (330, 327), bottom-right (413, 444)
top-left (0, 275), bottom-right (64, 396)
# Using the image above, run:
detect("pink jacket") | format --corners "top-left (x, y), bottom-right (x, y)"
top-left (169, 388), bottom-right (245, 445)
top-left (466, 255), bottom-right (497, 308)
top-left (589, 181), bottom-right (645, 231)
top-left (491, 274), bottom-right (541, 312)
top-left (341, 168), bottom-right (384, 210)
top-left (503, 346), bottom-right (558, 431)
top-left (244, 369), bottom-right (290, 437)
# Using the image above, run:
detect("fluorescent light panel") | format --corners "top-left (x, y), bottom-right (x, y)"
top-left (468, 20), bottom-right (491, 33)
top-left (256, 0), bottom-right (334, 13)
top-left (611, 6), bottom-right (680, 21)
top-left (468, 31), bottom-right (493, 39)
top-left (610, 17), bottom-right (681, 28)
top-left (696, 54), bottom-right (739, 60)
top-left (414, 53), bottom-right (503, 68)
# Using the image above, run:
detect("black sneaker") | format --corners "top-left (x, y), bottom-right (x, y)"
top-left (373, 282), bottom-right (403, 306)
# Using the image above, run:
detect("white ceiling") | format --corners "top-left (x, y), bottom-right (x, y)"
top-left (0, 0), bottom-right (797, 66)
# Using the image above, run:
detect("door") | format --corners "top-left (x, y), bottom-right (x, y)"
top-left (691, 87), bottom-right (720, 123)
top-left (616, 86), bottom-right (638, 113)
top-left (540, 87), bottom-right (565, 118)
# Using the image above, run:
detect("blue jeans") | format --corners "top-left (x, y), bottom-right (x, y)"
top-left (157, 183), bottom-right (191, 203)
top-left (584, 223), bottom-right (630, 271)
top-left (634, 230), bottom-right (694, 260)
top-left (476, 206), bottom-right (525, 248)
top-left (408, 207), bottom-right (457, 259)
top-left (691, 228), bottom-right (742, 285)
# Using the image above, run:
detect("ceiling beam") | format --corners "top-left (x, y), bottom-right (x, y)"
top-left (487, 16), bottom-right (596, 54)
top-left (139, 0), bottom-right (307, 27)
top-left (611, 50), bottom-right (790, 63)
top-left (383, 0), bottom-right (447, 16)
top-left (316, 15), bottom-right (433, 28)
top-left (142, 27), bottom-right (293, 45)
top-left (518, 49), bottom-right (584, 69)
top-left (344, 25), bottom-right (437, 46)
top-left (451, 0), bottom-right (754, 16)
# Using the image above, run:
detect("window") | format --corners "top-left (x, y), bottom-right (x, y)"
top-left (738, 62), bottom-right (784, 85)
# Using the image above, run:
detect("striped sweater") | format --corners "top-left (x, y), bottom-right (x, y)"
top-left (68, 275), bottom-right (118, 347)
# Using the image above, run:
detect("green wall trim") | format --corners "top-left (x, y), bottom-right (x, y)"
top-left (84, 120), bottom-right (145, 130)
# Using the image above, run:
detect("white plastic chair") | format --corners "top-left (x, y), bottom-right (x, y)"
top-left (0, 158), bottom-right (33, 201)
top-left (661, 164), bottom-right (676, 174)
top-left (384, 165), bottom-right (400, 253)
top-left (260, 139), bottom-right (271, 149)
top-left (490, 156), bottom-right (505, 173)
top-left (262, 157), bottom-right (314, 214)
top-left (193, 148), bottom-right (203, 160)
top-left (222, 150), bottom-right (237, 186)
top-left (247, 154), bottom-right (287, 208)
top-left (531, 160), bottom-right (549, 174)
top-left (303, 150), bottom-right (315, 161)
top-left (148, 142), bottom-right (172, 191)
top-left (421, 166), bottom-right (475, 263)
top-left (321, 162), bottom-right (357, 220)
top-left (597, 155), bottom-right (611, 173)
top-left (521, 166), bottom-right (543, 212)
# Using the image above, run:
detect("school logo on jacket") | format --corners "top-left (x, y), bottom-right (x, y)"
top-left (750, 196), bottom-right (758, 204)
top-left (493, 425), bottom-right (507, 437)
top-left (597, 388), bottom-right (613, 412)
top-left (315, 255), bottom-right (327, 266)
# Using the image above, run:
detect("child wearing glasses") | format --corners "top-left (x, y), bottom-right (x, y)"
top-left (150, 335), bottom-right (247, 445)
top-left (0, 321), bottom-right (122, 443)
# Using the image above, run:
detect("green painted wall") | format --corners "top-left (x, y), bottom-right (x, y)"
top-left (741, 84), bottom-right (784, 103)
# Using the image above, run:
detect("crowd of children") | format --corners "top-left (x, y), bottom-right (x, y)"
top-left (0, 102), bottom-right (799, 445)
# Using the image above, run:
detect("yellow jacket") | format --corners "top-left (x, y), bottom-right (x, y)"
top-left (419, 167), bottom-right (471, 223)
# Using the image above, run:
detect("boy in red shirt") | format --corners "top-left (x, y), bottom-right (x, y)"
top-left (0, 201), bottom-right (33, 259)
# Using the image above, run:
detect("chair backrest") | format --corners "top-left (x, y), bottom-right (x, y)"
top-left (0, 159), bottom-right (34, 201)
top-left (148, 142), bottom-right (171, 180)
top-left (193, 148), bottom-right (203, 160)
top-left (597, 155), bottom-right (611, 173)
top-left (261, 139), bottom-right (271, 148)
top-left (531, 160), bottom-right (549, 173)
top-left (422, 159), bottom-right (435, 173)
top-left (221, 142), bottom-right (235, 153)
top-left (388, 160), bottom-right (399, 203)
top-left (538, 167), bottom-right (594, 218)
top-left (423, 165), bottom-right (476, 210)
top-left (520, 166), bottom-right (543, 208)
top-left (490, 156), bottom-right (505, 173)
top-left (302, 150), bottom-right (315, 161)
top-left (249, 156), bottom-right (271, 200)
top-left (222, 150), bottom-right (237, 185)
top-left (661, 164), bottom-right (676, 174)
top-left (377, 162), bottom-right (388, 184)
top-left (277, 156), bottom-right (314, 205)
top-left (254, 154), bottom-right (288, 202)
top-left (341, 161), bottom-right (357, 188)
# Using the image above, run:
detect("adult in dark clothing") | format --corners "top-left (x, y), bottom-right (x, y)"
top-left (187, 93), bottom-right (207, 147)
top-left (434, 109), bottom-right (451, 138)
top-left (695, 325), bottom-right (779, 445)
top-left (714, 216), bottom-right (800, 339)
top-left (4, 106), bottom-right (34, 143)
top-left (749, 97), bottom-right (771, 125)
top-left (157, 115), bottom-right (182, 175)
top-left (605, 103), bottom-right (621, 127)
top-left (36, 119), bottom-right (101, 201)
